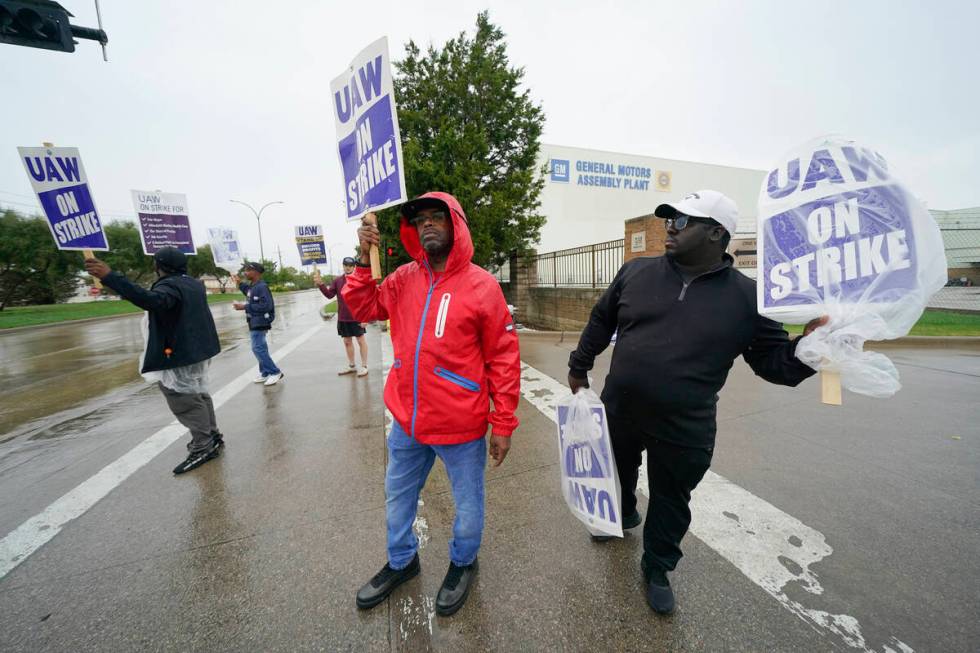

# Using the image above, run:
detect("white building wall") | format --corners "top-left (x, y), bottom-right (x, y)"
top-left (536, 144), bottom-right (766, 252)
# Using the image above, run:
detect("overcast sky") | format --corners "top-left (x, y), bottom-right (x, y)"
top-left (2, 0), bottom-right (977, 269)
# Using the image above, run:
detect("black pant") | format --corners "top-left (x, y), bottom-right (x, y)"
top-left (608, 413), bottom-right (713, 576)
top-left (158, 383), bottom-right (219, 454)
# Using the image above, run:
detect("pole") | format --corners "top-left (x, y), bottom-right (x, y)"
top-left (363, 213), bottom-right (382, 280)
top-left (230, 200), bottom-right (283, 263)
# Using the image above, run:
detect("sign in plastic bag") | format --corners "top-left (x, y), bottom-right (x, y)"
top-left (757, 135), bottom-right (947, 398)
top-left (556, 389), bottom-right (622, 537)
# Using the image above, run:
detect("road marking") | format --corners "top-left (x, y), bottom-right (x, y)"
top-left (0, 323), bottom-right (323, 580)
top-left (519, 361), bottom-right (914, 653)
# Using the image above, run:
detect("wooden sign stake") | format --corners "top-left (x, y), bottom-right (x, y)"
top-left (820, 362), bottom-right (842, 406)
top-left (363, 212), bottom-right (382, 280)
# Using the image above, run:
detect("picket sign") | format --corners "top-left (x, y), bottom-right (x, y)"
top-left (47, 142), bottom-right (101, 289)
top-left (756, 135), bottom-right (948, 403)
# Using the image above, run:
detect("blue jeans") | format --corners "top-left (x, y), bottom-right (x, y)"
top-left (249, 329), bottom-right (281, 376)
top-left (386, 421), bottom-right (486, 569)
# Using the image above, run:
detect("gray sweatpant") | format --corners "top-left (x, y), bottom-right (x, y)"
top-left (158, 383), bottom-right (218, 453)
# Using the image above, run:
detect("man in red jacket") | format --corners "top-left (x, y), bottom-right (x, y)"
top-left (344, 192), bottom-right (520, 616)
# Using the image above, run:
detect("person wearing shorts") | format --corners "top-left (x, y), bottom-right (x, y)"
top-left (315, 257), bottom-right (368, 377)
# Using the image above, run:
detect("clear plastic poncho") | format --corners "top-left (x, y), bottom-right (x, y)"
top-left (757, 135), bottom-right (947, 398)
top-left (139, 314), bottom-right (211, 394)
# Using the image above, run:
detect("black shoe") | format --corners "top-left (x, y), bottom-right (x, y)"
top-left (435, 558), bottom-right (478, 616)
top-left (211, 431), bottom-right (225, 448)
top-left (356, 555), bottom-right (420, 610)
top-left (642, 562), bottom-right (675, 615)
top-left (591, 510), bottom-right (642, 542)
top-left (172, 444), bottom-right (220, 475)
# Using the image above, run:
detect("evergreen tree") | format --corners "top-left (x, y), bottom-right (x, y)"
top-left (379, 11), bottom-right (546, 271)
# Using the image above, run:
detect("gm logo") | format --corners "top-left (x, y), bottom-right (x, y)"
top-left (550, 159), bottom-right (570, 183)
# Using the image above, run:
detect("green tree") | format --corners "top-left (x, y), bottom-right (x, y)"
top-left (101, 221), bottom-right (155, 286)
top-left (377, 11), bottom-right (546, 271)
top-left (0, 209), bottom-right (82, 308)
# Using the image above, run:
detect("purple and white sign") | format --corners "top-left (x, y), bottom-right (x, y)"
top-left (556, 392), bottom-right (622, 537)
top-left (131, 190), bottom-right (195, 255)
top-left (330, 37), bottom-right (407, 221)
top-left (18, 146), bottom-right (109, 251)
top-left (757, 136), bottom-right (946, 322)
top-left (757, 135), bottom-right (947, 398)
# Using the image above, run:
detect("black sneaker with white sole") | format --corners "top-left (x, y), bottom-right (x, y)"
top-left (211, 431), bottom-right (225, 448)
top-left (172, 444), bottom-right (220, 475)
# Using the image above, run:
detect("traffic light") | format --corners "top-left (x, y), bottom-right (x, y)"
top-left (0, 0), bottom-right (107, 54)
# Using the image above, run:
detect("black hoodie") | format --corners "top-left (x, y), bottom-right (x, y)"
top-left (568, 254), bottom-right (814, 449)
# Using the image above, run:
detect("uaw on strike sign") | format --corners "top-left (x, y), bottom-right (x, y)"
top-left (330, 37), bottom-right (407, 221)
top-left (18, 146), bottom-right (109, 251)
top-left (757, 135), bottom-right (946, 398)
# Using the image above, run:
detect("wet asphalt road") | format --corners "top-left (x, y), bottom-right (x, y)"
top-left (0, 295), bottom-right (267, 439)
top-left (0, 294), bottom-right (977, 652)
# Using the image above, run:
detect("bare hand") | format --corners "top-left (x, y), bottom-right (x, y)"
top-left (84, 258), bottom-right (111, 280)
top-left (230, 274), bottom-right (240, 285)
top-left (358, 214), bottom-right (381, 254)
top-left (489, 435), bottom-right (511, 467)
top-left (233, 302), bottom-right (246, 311)
top-left (567, 373), bottom-right (589, 394)
top-left (312, 270), bottom-right (321, 285)
top-left (803, 315), bottom-right (830, 337)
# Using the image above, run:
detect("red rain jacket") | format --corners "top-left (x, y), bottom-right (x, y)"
top-left (342, 192), bottom-right (520, 444)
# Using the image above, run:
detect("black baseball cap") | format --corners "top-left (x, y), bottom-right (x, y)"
top-left (153, 247), bottom-right (187, 273)
top-left (244, 261), bottom-right (265, 273)
top-left (400, 196), bottom-right (453, 222)
top-left (342, 257), bottom-right (357, 266)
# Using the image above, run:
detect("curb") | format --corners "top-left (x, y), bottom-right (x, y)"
top-left (516, 330), bottom-right (980, 350)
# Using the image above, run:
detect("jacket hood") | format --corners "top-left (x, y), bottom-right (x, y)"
top-left (399, 192), bottom-right (474, 274)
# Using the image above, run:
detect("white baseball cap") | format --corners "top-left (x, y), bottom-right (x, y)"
top-left (654, 190), bottom-right (738, 235)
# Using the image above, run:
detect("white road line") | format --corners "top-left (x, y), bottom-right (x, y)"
top-left (519, 361), bottom-right (913, 653)
top-left (0, 323), bottom-right (323, 580)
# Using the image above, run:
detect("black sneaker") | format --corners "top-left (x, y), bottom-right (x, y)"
top-left (435, 558), bottom-right (478, 617)
top-left (172, 444), bottom-right (220, 475)
top-left (356, 555), bottom-right (420, 610)
top-left (211, 431), bottom-right (225, 448)
top-left (591, 510), bottom-right (642, 542)
top-left (642, 559), bottom-right (675, 615)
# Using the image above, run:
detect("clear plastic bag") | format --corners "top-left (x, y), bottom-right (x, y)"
top-left (757, 135), bottom-right (947, 397)
top-left (556, 389), bottom-right (622, 537)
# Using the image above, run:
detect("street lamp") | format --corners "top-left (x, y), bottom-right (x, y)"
top-left (229, 199), bottom-right (284, 262)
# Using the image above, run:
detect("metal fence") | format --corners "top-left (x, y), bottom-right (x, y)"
top-left (930, 226), bottom-right (980, 311)
top-left (529, 239), bottom-right (624, 288)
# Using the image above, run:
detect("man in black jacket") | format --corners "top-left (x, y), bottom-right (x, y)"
top-left (85, 247), bottom-right (224, 475)
top-left (568, 190), bottom-right (827, 615)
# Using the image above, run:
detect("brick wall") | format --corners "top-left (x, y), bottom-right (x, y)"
top-left (522, 286), bottom-right (605, 331)
top-left (624, 214), bottom-right (666, 262)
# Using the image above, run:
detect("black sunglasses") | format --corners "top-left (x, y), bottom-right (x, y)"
top-left (664, 214), bottom-right (719, 231)
top-left (408, 210), bottom-right (449, 226)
